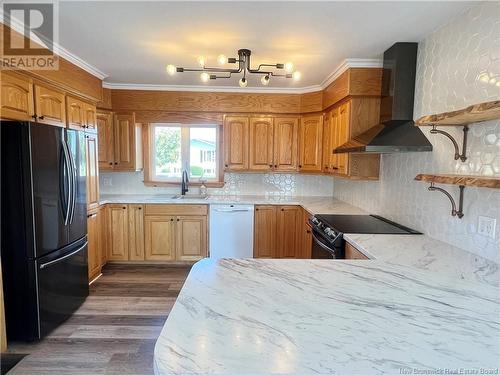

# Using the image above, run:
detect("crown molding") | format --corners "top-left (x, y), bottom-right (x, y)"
top-left (1, 18), bottom-right (108, 80)
top-left (102, 58), bottom-right (382, 94)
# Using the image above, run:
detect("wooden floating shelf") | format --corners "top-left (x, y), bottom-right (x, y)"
top-left (415, 174), bottom-right (500, 189)
top-left (416, 100), bottom-right (500, 127)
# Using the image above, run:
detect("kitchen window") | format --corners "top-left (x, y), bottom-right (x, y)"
top-left (147, 123), bottom-right (222, 184)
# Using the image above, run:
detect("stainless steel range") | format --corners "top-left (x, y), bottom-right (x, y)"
top-left (309, 215), bottom-right (421, 259)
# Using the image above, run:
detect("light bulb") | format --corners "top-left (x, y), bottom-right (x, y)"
top-left (292, 71), bottom-right (301, 81)
top-left (197, 56), bottom-right (206, 67)
top-left (239, 77), bottom-right (248, 88)
top-left (200, 72), bottom-right (210, 82)
top-left (284, 62), bottom-right (294, 73)
top-left (166, 64), bottom-right (176, 76)
top-left (261, 75), bottom-right (270, 86)
top-left (217, 54), bottom-right (227, 65)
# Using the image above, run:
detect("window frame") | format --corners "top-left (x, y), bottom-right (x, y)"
top-left (143, 122), bottom-right (224, 187)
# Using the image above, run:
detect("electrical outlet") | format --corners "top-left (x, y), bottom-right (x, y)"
top-left (478, 216), bottom-right (496, 239)
top-left (103, 177), bottom-right (112, 187)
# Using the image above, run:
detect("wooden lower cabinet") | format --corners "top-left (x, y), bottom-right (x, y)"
top-left (176, 216), bottom-right (208, 261)
top-left (302, 209), bottom-right (313, 259)
top-left (345, 242), bottom-right (369, 260)
top-left (87, 206), bottom-right (107, 280)
top-left (254, 206), bottom-right (278, 258)
top-left (254, 205), bottom-right (309, 259)
top-left (277, 206), bottom-right (303, 258)
top-left (128, 205), bottom-right (145, 260)
top-left (85, 132), bottom-right (100, 212)
top-left (107, 204), bottom-right (129, 260)
top-left (144, 215), bottom-right (176, 261)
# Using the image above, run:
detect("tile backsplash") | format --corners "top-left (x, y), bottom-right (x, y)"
top-left (100, 172), bottom-right (334, 197)
top-left (334, 2), bottom-right (500, 262)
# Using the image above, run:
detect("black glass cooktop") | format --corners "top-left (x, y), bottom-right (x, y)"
top-left (315, 214), bottom-right (421, 234)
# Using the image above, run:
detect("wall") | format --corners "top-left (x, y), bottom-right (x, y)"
top-left (334, 2), bottom-right (500, 262)
top-left (100, 172), bottom-right (334, 197)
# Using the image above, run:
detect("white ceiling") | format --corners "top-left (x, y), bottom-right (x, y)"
top-left (58, 1), bottom-right (473, 91)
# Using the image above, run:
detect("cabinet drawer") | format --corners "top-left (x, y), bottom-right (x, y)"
top-left (145, 204), bottom-right (208, 216)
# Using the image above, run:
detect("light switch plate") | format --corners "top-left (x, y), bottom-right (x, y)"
top-left (478, 216), bottom-right (496, 239)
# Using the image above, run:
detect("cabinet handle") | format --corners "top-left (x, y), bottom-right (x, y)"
top-left (298, 165), bottom-right (302, 168)
top-left (274, 165), bottom-right (277, 168)
top-left (177, 218), bottom-right (180, 222)
top-left (170, 218), bottom-right (174, 221)
top-left (32, 115), bottom-right (37, 120)
top-left (114, 162), bottom-right (118, 165)
top-left (255, 208), bottom-right (259, 211)
top-left (281, 208), bottom-right (284, 211)
top-left (39, 115), bottom-right (45, 120)
top-left (122, 206), bottom-right (126, 209)
top-left (109, 162), bottom-right (113, 165)
top-left (325, 166), bottom-right (329, 169)
top-left (138, 207), bottom-right (142, 210)
top-left (225, 164), bottom-right (228, 167)
top-left (306, 230), bottom-right (311, 234)
top-left (269, 164), bottom-right (273, 168)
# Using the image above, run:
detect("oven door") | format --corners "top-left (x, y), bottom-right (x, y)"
top-left (311, 229), bottom-right (343, 259)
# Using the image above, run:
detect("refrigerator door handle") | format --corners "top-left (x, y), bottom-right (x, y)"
top-left (38, 241), bottom-right (88, 269)
top-left (61, 139), bottom-right (72, 226)
top-left (65, 135), bottom-right (77, 225)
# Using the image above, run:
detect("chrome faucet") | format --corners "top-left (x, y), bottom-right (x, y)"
top-left (181, 170), bottom-right (189, 195)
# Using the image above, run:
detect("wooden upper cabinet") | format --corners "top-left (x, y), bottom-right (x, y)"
top-left (34, 83), bottom-right (66, 127)
top-left (273, 117), bottom-right (299, 172)
top-left (299, 114), bottom-right (323, 172)
top-left (254, 206), bottom-right (278, 258)
top-left (128, 205), bottom-right (145, 261)
top-left (322, 111), bottom-right (332, 173)
top-left (97, 112), bottom-right (114, 170)
top-left (107, 204), bottom-right (129, 261)
top-left (249, 117), bottom-right (274, 171)
top-left (277, 206), bottom-right (302, 258)
top-left (144, 215), bottom-right (176, 261)
top-left (66, 96), bottom-right (86, 130)
top-left (224, 116), bottom-right (249, 171)
top-left (1, 72), bottom-right (34, 121)
top-left (85, 132), bottom-right (99, 212)
top-left (176, 215), bottom-right (207, 261)
top-left (85, 102), bottom-right (97, 130)
top-left (336, 102), bottom-right (350, 175)
top-left (114, 112), bottom-right (136, 170)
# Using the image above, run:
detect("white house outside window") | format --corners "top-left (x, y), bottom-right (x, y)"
top-left (150, 123), bottom-right (219, 182)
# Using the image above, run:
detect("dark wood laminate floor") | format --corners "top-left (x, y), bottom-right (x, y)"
top-left (4, 264), bottom-right (191, 375)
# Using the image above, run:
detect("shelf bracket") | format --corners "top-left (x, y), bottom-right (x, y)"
top-left (430, 125), bottom-right (469, 162)
top-left (428, 182), bottom-right (465, 218)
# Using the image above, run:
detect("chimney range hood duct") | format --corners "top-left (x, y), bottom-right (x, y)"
top-left (334, 42), bottom-right (433, 154)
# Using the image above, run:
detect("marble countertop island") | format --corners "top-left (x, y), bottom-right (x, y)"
top-left (154, 258), bottom-right (500, 375)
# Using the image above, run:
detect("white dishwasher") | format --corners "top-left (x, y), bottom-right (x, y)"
top-left (209, 204), bottom-right (254, 259)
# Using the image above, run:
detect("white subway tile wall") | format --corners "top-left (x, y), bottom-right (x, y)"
top-left (100, 172), bottom-right (334, 197)
top-left (334, 2), bottom-right (500, 262)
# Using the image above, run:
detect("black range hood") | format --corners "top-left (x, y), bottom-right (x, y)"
top-left (334, 42), bottom-right (433, 154)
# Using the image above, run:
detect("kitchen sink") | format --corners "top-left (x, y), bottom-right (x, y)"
top-left (172, 195), bottom-right (209, 200)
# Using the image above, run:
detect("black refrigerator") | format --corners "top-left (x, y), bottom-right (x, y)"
top-left (1, 121), bottom-right (89, 341)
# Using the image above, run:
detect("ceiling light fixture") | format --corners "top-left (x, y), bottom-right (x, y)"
top-left (168, 49), bottom-right (301, 87)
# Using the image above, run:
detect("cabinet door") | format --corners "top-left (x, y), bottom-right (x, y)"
top-left (87, 212), bottom-right (100, 279)
top-left (336, 102), bottom-right (350, 176)
top-left (107, 205), bottom-right (129, 260)
top-left (1, 72), bottom-right (34, 121)
top-left (97, 112), bottom-right (114, 170)
top-left (97, 206), bottom-right (107, 266)
top-left (176, 216), bottom-right (207, 261)
top-left (298, 115), bottom-right (323, 172)
top-left (329, 107), bottom-right (340, 173)
top-left (254, 206), bottom-right (278, 258)
top-left (85, 132), bottom-right (99, 212)
top-left (249, 117), bottom-right (274, 171)
top-left (114, 113), bottom-right (136, 170)
top-left (301, 209), bottom-right (312, 259)
top-left (67, 96), bottom-right (85, 130)
top-left (224, 116), bottom-right (249, 171)
top-left (277, 206), bottom-right (302, 258)
top-left (34, 83), bottom-right (66, 127)
top-left (273, 117), bottom-right (299, 172)
top-left (322, 111), bottom-right (332, 173)
top-left (145, 215), bottom-right (176, 261)
top-left (128, 205), bottom-right (145, 261)
top-left (85, 103), bottom-right (97, 130)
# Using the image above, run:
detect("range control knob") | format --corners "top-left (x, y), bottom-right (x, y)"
top-left (311, 217), bottom-right (320, 225)
top-left (324, 227), bottom-right (333, 236)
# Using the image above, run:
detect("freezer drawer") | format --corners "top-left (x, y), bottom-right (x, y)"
top-left (37, 238), bottom-right (89, 338)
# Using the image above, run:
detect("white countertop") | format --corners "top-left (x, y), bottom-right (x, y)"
top-left (99, 194), bottom-right (367, 215)
top-left (154, 258), bottom-right (500, 375)
top-left (344, 234), bottom-right (500, 288)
